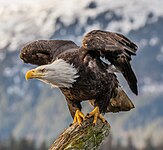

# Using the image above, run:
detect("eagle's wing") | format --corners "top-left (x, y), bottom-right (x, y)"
top-left (20, 40), bottom-right (79, 66)
top-left (82, 30), bottom-right (138, 95)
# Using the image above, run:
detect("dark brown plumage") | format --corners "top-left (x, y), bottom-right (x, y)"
top-left (20, 30), bottom-right (138, 123)
top-left (82, 30), bottom-right (138, 95)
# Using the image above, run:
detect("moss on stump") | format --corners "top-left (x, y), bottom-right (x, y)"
top-left (49, 117), bottom-right (110, 150)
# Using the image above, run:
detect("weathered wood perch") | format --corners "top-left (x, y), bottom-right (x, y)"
top-left (49, 117), bottom-right (110, 150)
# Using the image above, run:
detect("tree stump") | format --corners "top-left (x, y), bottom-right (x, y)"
top-left (49, 117), bottom-right (110, 150)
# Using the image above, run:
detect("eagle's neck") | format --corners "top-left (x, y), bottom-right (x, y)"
top-left (40, 59), bottom-right (79, 88)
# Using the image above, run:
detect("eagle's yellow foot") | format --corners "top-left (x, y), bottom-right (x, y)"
top-left (87, 106), bottom-right (107, 125)
top-left (73, 110), bottom-right (85, 126)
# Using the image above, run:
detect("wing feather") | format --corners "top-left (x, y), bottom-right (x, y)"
top-left (20, 40), bottom-right (79, 66)
top-left (82, 30), bottom-right (138, 95)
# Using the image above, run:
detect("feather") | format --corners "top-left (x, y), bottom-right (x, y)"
top-left (82, 30), bottom-right (138, 95)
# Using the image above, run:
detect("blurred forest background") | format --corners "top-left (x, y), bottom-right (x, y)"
top-left (1, 134), bottom-right (163, 150)
top-left (0, 0), bottom-right (163, 149)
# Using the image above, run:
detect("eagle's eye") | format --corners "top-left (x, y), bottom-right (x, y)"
top-left (40, 68), bottom-right (46, 73)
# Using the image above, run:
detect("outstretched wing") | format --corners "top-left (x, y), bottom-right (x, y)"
top-left (20, 40), bottom-right (79, 66)
top-left (82, 30), bottom-right (138, 95)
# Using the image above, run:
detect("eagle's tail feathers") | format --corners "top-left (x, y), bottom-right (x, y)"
top-left (106, 86), bottom-right (135, 113)
top-left (89, 87), bottom-right (135, 113)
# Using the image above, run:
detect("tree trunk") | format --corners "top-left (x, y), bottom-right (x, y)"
top-left (49, 117), bottom-right (110, 150)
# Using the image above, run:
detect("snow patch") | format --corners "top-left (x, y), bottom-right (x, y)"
top-left (1, 0), bottom-right (163, 52)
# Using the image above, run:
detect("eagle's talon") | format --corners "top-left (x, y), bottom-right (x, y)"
top-left (86, 113), bottom-right (91, 118)
top-left (92, 123), bottom-right (96, 126)
top-left (73, 110), bottom-right (85, 126)
top-left (99, 114), bottom-right (107, 123)
top-left (69, 123), bottom-right (73, 127)
top-left (87, 106), bottom-right (107, 124)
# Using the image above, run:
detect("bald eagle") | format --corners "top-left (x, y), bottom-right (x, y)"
top-left (20, 30), bottom-right (138, 125)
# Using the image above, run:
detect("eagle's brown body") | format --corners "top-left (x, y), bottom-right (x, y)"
top-left (20, 30), bottom-right (138, 119)
top-left (58, 48), bottom-right (118, 117)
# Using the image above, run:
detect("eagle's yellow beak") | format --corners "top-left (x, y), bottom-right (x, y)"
top-left (25, 69), bottom-right (44, 80)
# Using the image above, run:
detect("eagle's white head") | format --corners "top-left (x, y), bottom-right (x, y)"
top-left (25, 59), bottom-right (79, 88)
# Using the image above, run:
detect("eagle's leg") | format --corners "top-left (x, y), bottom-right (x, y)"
top-left (67, 99), bottom-right (85, 126)
top-left (73, 109), bottom-right (85, 125)
top-left (87, 106), bottom-right (107, 125)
